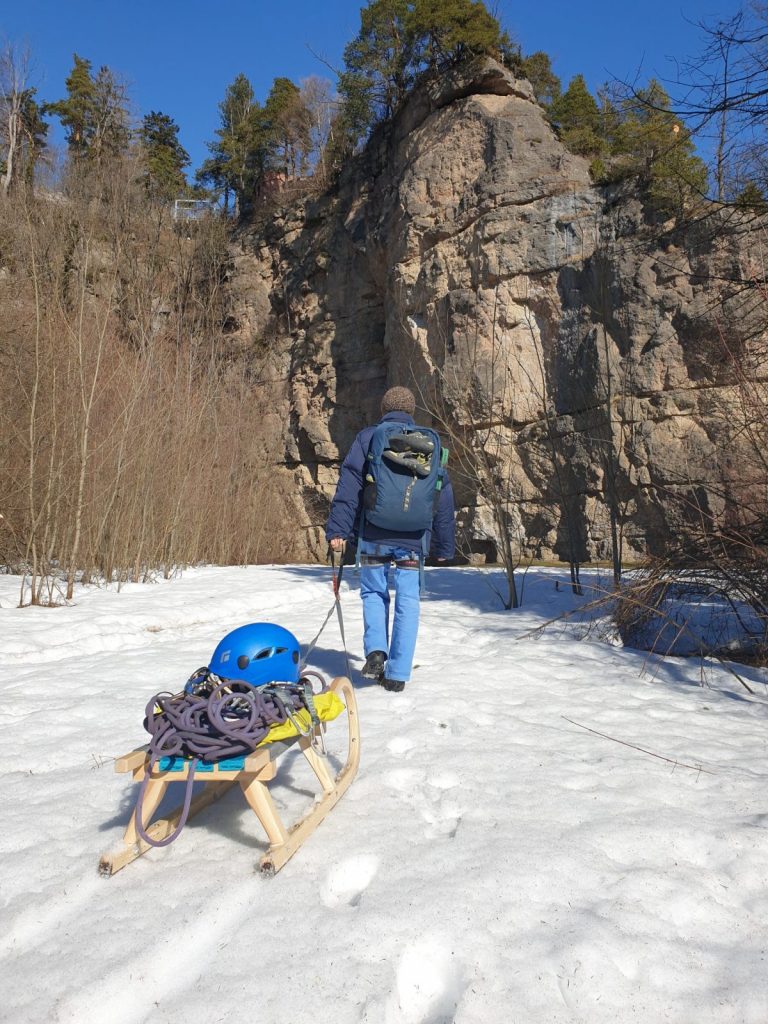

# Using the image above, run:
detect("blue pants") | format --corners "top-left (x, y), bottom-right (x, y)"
top-left (359, 543), bottom-right (421, 683)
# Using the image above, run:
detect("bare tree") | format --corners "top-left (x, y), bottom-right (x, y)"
top-left (300, 75), bottom-right (338, 184)
top-left (0, 42), bottom-right (31, 197)
top-left (0, 142), bottom-right (290, 602)
top-left (409, 285), bottom-right (525, 609)
top-left (671, 7), bottom-right (768, 199)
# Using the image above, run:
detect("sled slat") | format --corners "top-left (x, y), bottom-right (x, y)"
top-left (115, 746), bottom-right (149, 773)
top-left (99, 782), bottom-right (233, 877)
top-left (259, 676), bottom-right (360, 874)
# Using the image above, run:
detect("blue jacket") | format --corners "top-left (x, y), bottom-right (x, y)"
top-left (325, 411), bottom-right (456, 559)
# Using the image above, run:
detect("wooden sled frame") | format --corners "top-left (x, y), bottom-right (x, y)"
top-left (99, 676), bottom-right (359, 877)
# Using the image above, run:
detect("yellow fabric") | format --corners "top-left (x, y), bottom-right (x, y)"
top-left (257, 690), bottom-right (346, 746)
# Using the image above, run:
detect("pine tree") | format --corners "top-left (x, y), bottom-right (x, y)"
top-left (18, 91), bottom-right (48, 187)
top-left (549, 74), bottom-right (602, 155)
top-left (407, 0), bottom-right (509, 66)
top-left (340, 0), bottom-right (412, 133)
top-left (45, 53), bottom-right (96, 155)
top-left (612, 80), bottom-right (708, 214)
top-left (520, 51), bottom-right (561, 109)
top-left (139, 111), bottom-right (189, 200)
top-left (197, 73), bottom-right (261, 214)
top-left (46, 54), bottom-right (128, 163)
top-left (262, 77), bottom-right (311, 176)
top-left (339, 0), bottom-right (510, 145)
top-left (736, 181), bottom-right (768, 212)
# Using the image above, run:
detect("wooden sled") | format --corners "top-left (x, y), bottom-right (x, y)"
top-left (99, 676), bottom-right (359, 877)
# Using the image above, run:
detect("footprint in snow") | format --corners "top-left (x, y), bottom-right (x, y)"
top-left (384, 769), bottom-right (463, 839)
top-left (387, 735), bottom-right (416, 757)
top-left (384, 935), bottom-right (466, 1024)
top-left (385, 766), bottom-right (425, 793)
top-left (387, 694), bottom-right (415, 714)
top-left (418, 780), bottom-right (463, 840)
top-left (320, 853), bottom-right (379, 908)
top-left (426, 770), bottom-right (460, 791)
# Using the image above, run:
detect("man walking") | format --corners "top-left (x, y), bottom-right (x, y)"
top-left (326, 387), bottom-right (455, 692)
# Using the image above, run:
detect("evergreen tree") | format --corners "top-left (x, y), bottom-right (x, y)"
top-left (339, 0), bottom-right (511, 145)
top-left (613, 80), bottom-right (707, 214)
top-left (406, 0), bottom-right (510, 67)
top-left (340, 0), bottom-right (412, 133)
top-left (262, 77), bottom-right (312, 176)
top-left (139, 111), bottom-right (189, 200)
top-left (46, 54), bottom-right (128, 162)
top-left (520, 51), bottom-right (560, 109)
top-left (549, 74), bottom-right (602, 155)
top-left (197, 73), bottom-right (261, 214)
top-left (736, 181), bottom-right (768, 213)
top-left (18, 91), bottom-right (48, 187)
top-left (45, 53), bottom-right (96, 155)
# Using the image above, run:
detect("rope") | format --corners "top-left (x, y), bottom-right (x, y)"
top-left (300, 547), bottom-right (352, 680)
top-left (330, 548), bottom-right (353, 681)
top-left (134, 677), bottom-right (319, 848)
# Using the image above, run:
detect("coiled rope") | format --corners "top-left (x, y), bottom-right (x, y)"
top-left (134, 671), bottom-right (325, 848)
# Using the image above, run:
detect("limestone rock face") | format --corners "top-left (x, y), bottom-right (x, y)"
top-left (224, 58), bottom-right (767, 564)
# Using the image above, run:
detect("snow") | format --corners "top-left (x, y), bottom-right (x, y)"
top-left (1, 565), bottom-right (767, 1024)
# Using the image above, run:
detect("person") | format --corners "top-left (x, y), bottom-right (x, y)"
top-left (325, 386), bottom-right (456, 692)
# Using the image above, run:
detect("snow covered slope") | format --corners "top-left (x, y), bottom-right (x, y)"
top-left (1, 566), bottom-right (766, 1024)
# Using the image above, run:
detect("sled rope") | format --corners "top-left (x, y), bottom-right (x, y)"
top-left (300, 548), bottom-right (352, 680)
top-left (134, 679), bottom-right (320, 848)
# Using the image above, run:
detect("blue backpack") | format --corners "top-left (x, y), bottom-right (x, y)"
top-left (361, 422), bottom-right (448, 534)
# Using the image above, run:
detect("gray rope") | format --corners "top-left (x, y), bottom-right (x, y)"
top-left (133, 677), bottom-right (319, 848)
top-left (300, 549), bottom-right (351, 679)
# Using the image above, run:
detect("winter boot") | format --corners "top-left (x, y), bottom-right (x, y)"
top-left (362, 650), bottom-right (387, 681)
top-left (380, 677), bottom-right (405, 693)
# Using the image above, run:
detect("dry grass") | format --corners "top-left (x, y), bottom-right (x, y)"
top-left (0, 157), bottom-right (286, 603)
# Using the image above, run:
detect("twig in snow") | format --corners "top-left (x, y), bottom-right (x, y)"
top-left (561, 716), bottom-right (715, 774)
top-left (520, 584), bottom-right (758, 696)
top-left (90, 753), bottom-right (114, 770)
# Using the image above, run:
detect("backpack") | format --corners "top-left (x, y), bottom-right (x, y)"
top-left (361, 421), bottom-right (448, 534)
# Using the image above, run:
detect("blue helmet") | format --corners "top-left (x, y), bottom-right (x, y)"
top-left (207, 623), bottom-right (301, 687)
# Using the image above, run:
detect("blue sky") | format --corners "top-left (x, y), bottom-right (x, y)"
top-left (2, 0), bottom-right (741, 175)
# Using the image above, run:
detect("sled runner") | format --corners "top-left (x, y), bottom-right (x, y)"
top-left (99, 675), bottom-right (359, 877)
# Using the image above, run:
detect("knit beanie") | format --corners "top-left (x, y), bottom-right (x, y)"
top-left (381, 386), bottom-right (416, 416)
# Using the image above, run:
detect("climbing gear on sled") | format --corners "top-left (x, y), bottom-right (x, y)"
top-left (100, 622), bottom-right (360, 876)
top-left (205, 622), bottom-right (301, 688)
top-left (135, 663), bottom-right (340, 849)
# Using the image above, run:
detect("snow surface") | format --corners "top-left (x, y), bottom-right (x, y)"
top-left (1, 565), bottom-right (767, 1024)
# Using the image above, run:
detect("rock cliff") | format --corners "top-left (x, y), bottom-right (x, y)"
top-left (224, 58), bottom-right (767, 564)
